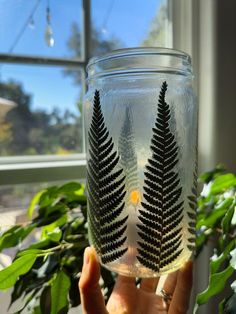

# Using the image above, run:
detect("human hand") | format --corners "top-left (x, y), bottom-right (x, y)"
top-left (79, 247), bottom-right (193, 314)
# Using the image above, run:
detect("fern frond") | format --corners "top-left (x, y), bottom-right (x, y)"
top-left (137, 81), bottom-right (184, 272)
top-left (87, 90), bottom-right (128, 262)
top-left (102, 248), bottom-right (128, 264)
top-left (187, 157), bottom-right (198, 252)
top-left (118, 106), bottom-right (139, 206)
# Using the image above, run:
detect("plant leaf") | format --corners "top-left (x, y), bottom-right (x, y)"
top-left (210, 174), bottom-right (236, 194)
top-left (50, 270), bottom-right (71, 314)
top-left (198, 166), bottom-right (225, 183)
top-left (222, 202), bottom-right (235, 232)
top-left (0, 225), bottom-right (35, 252)
top-left (17, 249), bottom-right (44, 257)
top-left (26, 238), bottom-right (51, 250)
top-left (41, 214), bottom-right (67, 240)
top-left (195, 265), bottom-right (234, 307)
top-left (74, 184), bottom-right (85, 195)
top-left (28, 190), bottom-right (46, 218)
top-left (44, 228), bottom-right (62, 243)
top-left (219, 297), bottom-right (228, 314)
top-left (58, 182), bottom-right (82, 193)
top-left (210, 240), bottom-right (235, 273)
top-left (38, 186), bottom-right (58, 208)
top-left (34, 210), bottom-right (67, 227)
top-left (0, 254), bottom-right (37, 290)
top-left (196, 208), bottom-right (227, 229)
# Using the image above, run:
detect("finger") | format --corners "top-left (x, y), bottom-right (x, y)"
top-left (168, 260), bottom-right (193, 314)
top-left (140, 277), bottom-right (160, 292)
top-left (162, 270), bottom-right (178, 295)
top-left (79, 247), bottom-right (108, 314)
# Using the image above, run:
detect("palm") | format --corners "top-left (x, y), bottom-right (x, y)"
top-left (107, 278), bottom-right (167, 314)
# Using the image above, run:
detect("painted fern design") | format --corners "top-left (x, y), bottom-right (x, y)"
top-left (187, 156), bottom-right (198, 251)
top-left (137, 81), bottom-right (184, 272)
top-left (118, 106), bottom-right (139, 205)
top-left (87, 90), bottom-right (128, 263)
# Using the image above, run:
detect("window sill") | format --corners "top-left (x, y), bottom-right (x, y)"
top-left (0, 154), bottom-right (86, 185)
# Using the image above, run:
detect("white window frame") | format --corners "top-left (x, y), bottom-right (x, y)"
top-left (0, 0), bottom-right (90, 185)
top-left (171, 0), bottom-right (217, 172)
top-left (172, 2), bottom-right (218, 314)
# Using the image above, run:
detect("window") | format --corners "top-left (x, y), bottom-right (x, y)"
top-left (0, 0), bottom-right (172, 210)
top-left (0, 0), bottom-right (83, 58)
top-left (90, 0), bottom-right (172, 55)
top-left (0, 64), bottom-right (83, 156)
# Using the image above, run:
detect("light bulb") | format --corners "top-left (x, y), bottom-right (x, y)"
top-left (45, 25), bottom-right (54, 47)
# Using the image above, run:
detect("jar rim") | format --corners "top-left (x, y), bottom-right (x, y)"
top-left (88, 47), bottom-right (191, 68)
top-left (87, 47), bottom-right (193, 79)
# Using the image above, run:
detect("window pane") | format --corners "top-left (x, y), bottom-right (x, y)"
top-left (0, 0), bottom-right (83, 59)
top-left (90, 0), bottom-right (172, 57)
top-left (0, 64), bottom-right (83, 156)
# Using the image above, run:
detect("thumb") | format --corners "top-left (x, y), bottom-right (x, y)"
top-left (79, 247), bottom-right (108, 314)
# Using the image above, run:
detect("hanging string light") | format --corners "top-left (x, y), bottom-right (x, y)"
top-left (45, 0), bottom-right (54, 47)
top-left (101, 0), bottom-right (115, 37)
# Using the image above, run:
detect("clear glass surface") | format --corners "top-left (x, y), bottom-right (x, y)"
top-left (84, 48), bottom-right (197, 277)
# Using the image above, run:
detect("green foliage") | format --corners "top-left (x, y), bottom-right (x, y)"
top-left (195, 167), bottom-right (236, 313)
top-left (0, 254), bottom-right (37, 290)
top-left (50, 271), bottom-right (71, 314)
top-left (0, 181), bottom-right (115, 313)
top-left (0, 168), bottom-right (236, 313)
top-left (141, 3), bottom-right (168, 47)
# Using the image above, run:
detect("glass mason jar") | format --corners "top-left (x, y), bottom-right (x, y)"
top-left (84, 48), bottom-right (198, 277)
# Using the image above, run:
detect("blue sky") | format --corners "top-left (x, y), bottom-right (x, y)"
top-left (0, 0), bottom-right (162, 114)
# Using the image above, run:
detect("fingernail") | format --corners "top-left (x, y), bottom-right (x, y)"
top-left (84, 248), bottom-right (90, 266)
top-left (182, 260), bottom-right (193, 270)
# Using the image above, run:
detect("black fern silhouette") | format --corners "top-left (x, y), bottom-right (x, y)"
top-left (137, 81), bottom-right (184, 272)
top-left (187, 156), bottom-right (198, 251)
top-left (118, 106), bottom-right (139, 206)
top-left (87, 90), bottom-right (128, 263)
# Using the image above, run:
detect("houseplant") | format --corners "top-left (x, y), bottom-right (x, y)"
top-left (194, 167), bottom-right (236, 313)
top-left (0, 182), bottom-right (115, 313)
top-left (0, 167), bottom-right (235, 313)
